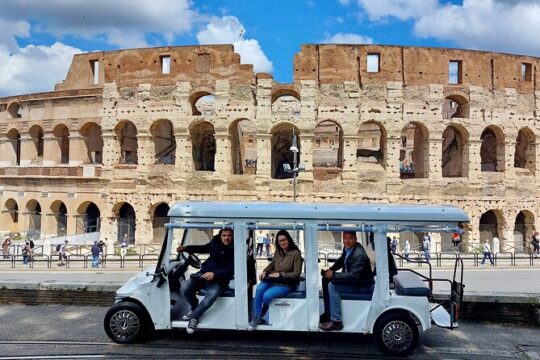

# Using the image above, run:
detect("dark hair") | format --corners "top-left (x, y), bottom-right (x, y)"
top-left (343, 231), bottom-right (357, 239)
top-left (275, 230), bottom-right (299, 256)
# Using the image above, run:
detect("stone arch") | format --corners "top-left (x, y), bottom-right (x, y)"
top-left (25, 199), bottom-right (42, 239)
top-left (6, 128), bottom-right (21, 165)
top-left (442, 124), bottom-right (469, 177)
top-left (2, 198), bottom-right (19, 232)
top-left (480, 125), bottom-right (505, 172)
top-left (53, 124), bottom-right (70, 164)
top-left (271, 89), bottom-right (300, 104)
top-left (114, 202), bottom-right (136, 243)
top-left (190, 91), bottom-right (215, 116)
top-left (80, 122), bottom-right (103, 164)
top-left (514, 210), bottom-right (535, 252)
top-left (399, 122), bottom-right (429, 179)
top-left (151, 202), bottom-right (170, 243)
top-left (442, 94), bottom-right (469, 119)
top-left (190, 121), bottom-right (215, 171)
top-left (313, 120), bottom-right (343, 180)
top-left (229, 119), bottom-right (257, 174)
top-left (271, 122), bottom-right (301, 179)
top-left (514, 128), bottom-right (535, 172)
top-left (28, 125), bottom-right (44, 162)
top-left (50, 200), bottom-right (68, 237)
top-left (271, 94), bottom-right (301, 120)
top-left (7, 102), bottom-right (22, 118)
top-left (76, 201), bottom-right (101, 233)
top-left (357, 120), bottom-right (386, 167)
top-left (479, 209), bottom-right (504, 242)
top-left (114, 120), bottom-right (138, 164)
top-left (150, 119), bottom-right (176, 165)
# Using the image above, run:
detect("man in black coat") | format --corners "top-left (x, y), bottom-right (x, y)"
top-left (177, 229), bottom-right (234, 334)
top-left (319, 231), bottom-right (373, 331)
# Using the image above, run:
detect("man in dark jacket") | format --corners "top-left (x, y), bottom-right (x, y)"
top-left (319, 231), bottom-right (373, 331)
top-left (176, 229), bottom-right (234, 334)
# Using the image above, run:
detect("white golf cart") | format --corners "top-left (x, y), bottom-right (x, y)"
top-left (104, 201), bottom-right (468, 356)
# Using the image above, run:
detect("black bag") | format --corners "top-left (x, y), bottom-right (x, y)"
top-left (55, 244), bottom-right (62, 252)
top-left (29, 240), bottom-right (35, 249)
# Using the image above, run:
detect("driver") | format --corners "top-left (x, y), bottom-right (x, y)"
top-left (176, 229), bottom-right (234, 334)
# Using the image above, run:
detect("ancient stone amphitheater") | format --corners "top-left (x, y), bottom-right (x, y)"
top-left (0, 44), bottom-right (538, 252)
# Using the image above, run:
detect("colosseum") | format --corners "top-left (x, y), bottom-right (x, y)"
top-left (0, 44), bottom-right (538, 253)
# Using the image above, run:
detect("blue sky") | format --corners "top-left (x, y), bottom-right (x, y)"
top-left (2, 0), bottom-right (540, 97)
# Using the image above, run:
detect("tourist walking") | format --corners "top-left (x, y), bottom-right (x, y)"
top-left (481, 239), bottom-right (494, 265)
top-left (121, 234), bottom-right (128, 258)
top-left (57, 240), bottom-right (68, 266)
top-left (2, 236), bottom-right (11, 258)
top-left (404, 240), bottom-right (410, 261)
top-left (390, 236), bottom-right (398, 255)
top-left (91, 241), bottom-right (101, 268)
top-left (531, 232), bottom-right (540, 257)
top-left (422, 236), bottom-right (430, 262)
top-left (255, 233), bottom-right (264, 257)
top-left (22, 241), bottom-right (32, 264)
top-left (263, 233), bottom-right (271, 257)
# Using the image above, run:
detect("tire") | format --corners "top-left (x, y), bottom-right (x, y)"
top-left (104, 302), bottom-right (150, 344)
top-left (373, 312), bottom-right (419, 357)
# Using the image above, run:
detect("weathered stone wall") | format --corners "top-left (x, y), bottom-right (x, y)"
top-left (0, 44), bottom-right (539, 253)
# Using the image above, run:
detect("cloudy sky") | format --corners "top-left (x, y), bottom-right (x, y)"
top-left (1, 0), bottom-right (540, 97)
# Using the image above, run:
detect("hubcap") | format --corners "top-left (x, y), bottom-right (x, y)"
top-left (381, 320), bottom-right (413, 352)
top-left (109, 309), bottom-right (140, 340)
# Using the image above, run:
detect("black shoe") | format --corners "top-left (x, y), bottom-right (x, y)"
top-left (319, 313), bottom-right (330, 323)
top-left (319, 321), bottom-right (343, 331)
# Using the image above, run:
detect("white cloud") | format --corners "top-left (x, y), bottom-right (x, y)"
top-left (197, 16), bottom-right (273, 73)
top-left (323, 32), bottom-right (374, 44)
top-left (414, 0), bottom-right (540, 55)
top-left (357, 0), bottom-right (438, 21)
top-left (0, 42), bottom-right (80, 97)
top-left (0, 0), bottom-right (196, 48)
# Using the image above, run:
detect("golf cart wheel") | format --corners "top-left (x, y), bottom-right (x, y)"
top-left (373, 312), bottom-right (419, 356)
top-left (104, 301), bottom-right (150, 344)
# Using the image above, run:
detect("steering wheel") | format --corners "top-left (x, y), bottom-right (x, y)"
top-left (181, 252), bottom-right (201, 269)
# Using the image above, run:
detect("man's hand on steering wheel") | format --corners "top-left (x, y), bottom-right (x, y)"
top-left (176, 245), bottom-right (186, 252)
top-left (201, 272), bottom-right (214, 281)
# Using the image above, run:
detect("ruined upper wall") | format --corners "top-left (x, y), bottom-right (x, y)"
top-left (55, 45), bottom-right (255, 92)
top-left (294, 44), bottom-right (539, 93)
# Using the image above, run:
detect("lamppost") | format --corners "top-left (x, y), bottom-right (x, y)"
top-left (283, 129), bottom-right (304, 202)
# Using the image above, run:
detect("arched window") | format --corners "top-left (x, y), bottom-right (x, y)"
top-left (2, 199), bottom-right (19, 233)
top-left (480, 126), bottom-right (504, 172)
top-left (51, 200), bottom-right (68, 237)
top-left (152, 203), bottom-right (170, 243)
top-left (76, 202), bottom-right (101, 233)
top-left (191, 93), bottom-right (215, 116)
top-left (442, 95), bottom-right (469, 119)
top-left (229, 119), bottom-right (257, 174)
top-left (29, 125), bottom-right (44, 163)
top-left (115, 121), bottom-right (138, 164)
top-left (514, 210), bottom-right (535, 252)
top-left (25, 200), bottom-right (41, 240)
top-left (80, 123), bottom-right (103, 164)
top-left (271, 123), bottom-right (300, 179)
top-left (191, 121), bottom-right (216, 171)
top-left (6, 129), bottom-right (21, 166)
top-left (116, 203), bottom-right (136, 244)
top-left (399, 122), bottom-right (429, 179)
top-left (442, 125), bottom-right (468, 177)
top-left (479, 210), bottom-right (501, 241)
top-left (53, 124), bottom-right (70, 164)
top-left (514, 128), bottom-right (535, 173)
top-left (313, 120), bottom-right (343, 180)
top-left (151, 120), bottom-right (176, 165)
top-left (271, 93), bottom-right (301, 121)
top-left (7, 102), bottom-right (22, 118)
top-left (357, 121), bottom-right (386, 167)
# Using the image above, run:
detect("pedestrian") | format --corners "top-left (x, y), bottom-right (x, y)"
top-left (452, 232), bottom-right (461, 248)
top-left (404, 240), bottom-right (410, 261)
top-left (263, 233), bottom-right (271, 257)
top-left (2, 236), bottom-right (11, 258)
top-left (390, 236), bottom-right (398, 255)
top-left (22, 241), bottom-right (31, 264)
top-left (121, 234), bottom-right (128, 258)
top-left (422, 235), bottom-right (430, 263)
top-left (481, 239), bottom-right (494, 265)
top-left (58, 240), bottom-right (68, 266)
top-left (532, 232), bottom-right (540, 257)
top-left (255, 232), bottom-right (264, 257)
top-left (91, 241), bottom-right (101, 268)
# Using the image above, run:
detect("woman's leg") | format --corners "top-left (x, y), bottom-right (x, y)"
top-left (261, 285), bottom-right (291, 307)
top-left (253, 281), bottom-right (272, 318)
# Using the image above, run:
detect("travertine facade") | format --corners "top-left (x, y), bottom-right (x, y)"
top-left (1, 44), bottom-right (539, 252)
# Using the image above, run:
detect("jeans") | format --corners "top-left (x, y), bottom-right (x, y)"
top-left (264, 244), bottom-right (270, 256)
top-left (22, 255), bottom-right (30, 264)
top-left (481, 251), bottom-right (494, 265)
top-left (423, 250), bottom-right (430, 262)
top-left (181, 278), bottom-right (224, 320)
top-left (253, 281), bottom-right (291, 318)
top-left (322, 277), bottom-right (366, 322)
top-left (256, 244), bottom-right (264, 256)
top-left (92, 255), bottom-right (100, 268)
top-left (404, 253), bottom-right (410, 261)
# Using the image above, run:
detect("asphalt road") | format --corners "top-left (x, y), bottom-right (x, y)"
top-left (0, 304), bottom-right (538, 359)
top-left (1, 268), bottom-right (539, 294)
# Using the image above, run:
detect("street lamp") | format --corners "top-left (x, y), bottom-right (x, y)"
top-left (283, 129), bottom-right (304, 202)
